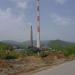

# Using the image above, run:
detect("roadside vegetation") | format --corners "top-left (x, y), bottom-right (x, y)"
top-left (0, 40), bottom-right (75, 60)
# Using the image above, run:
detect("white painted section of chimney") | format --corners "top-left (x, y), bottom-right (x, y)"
top-left (36, 0), bottom-right (40, 48)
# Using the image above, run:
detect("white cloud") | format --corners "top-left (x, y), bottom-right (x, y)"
top-left (10, 0), bottom-right (29, 9)
top-left (8, 0), bottom-right (31, 18)
top-left (0, 0), bottom-right (34, 41)
top-left (0, 8), bottom-right (30, 41)
top-left (55, 0), bottom-right (67, 5)
top-left (17, 1), bottom-right (27, 9)
top-left (50, 13), bottom-right (73, 26)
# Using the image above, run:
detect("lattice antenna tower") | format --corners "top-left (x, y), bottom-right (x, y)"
top-left (36, 0), bottom-right (40, 48)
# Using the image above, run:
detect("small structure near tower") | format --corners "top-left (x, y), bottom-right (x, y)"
top-left (30, 25), bottom-right (33, 47)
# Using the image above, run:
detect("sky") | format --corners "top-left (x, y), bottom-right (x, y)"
top-left (0, 0), bottom-right (75, 42)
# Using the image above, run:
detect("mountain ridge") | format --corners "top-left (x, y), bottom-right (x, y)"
top-left (0, 40), bottom-right (75, 48)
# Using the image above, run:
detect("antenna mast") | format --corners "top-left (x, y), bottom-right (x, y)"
top-left (36, 0), bottom-right (40, 48)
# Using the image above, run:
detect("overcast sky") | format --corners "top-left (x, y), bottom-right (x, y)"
top-left (0, 0), bottom-right (75, 42)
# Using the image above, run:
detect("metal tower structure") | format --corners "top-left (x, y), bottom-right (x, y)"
top-left (36, 0), bottom-right (40, 48)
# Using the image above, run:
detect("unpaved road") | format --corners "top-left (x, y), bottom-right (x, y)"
top-left (32, 60), bottom-right (75, 75)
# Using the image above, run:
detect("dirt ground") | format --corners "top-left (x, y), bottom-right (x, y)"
top-left (0, 53), bottom-right (73, 75)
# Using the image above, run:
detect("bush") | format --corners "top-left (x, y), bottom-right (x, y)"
top-left (4, 55), bottom-right (17, 59)
top-left (62, 45), bottom-right (75, 57)
top-left (40, 51), bottom-right (49, 57)
top-left (63, 50), bottom-right (71, 57)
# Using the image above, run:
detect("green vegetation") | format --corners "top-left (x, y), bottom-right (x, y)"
top-left (0, 42), bottom-right (12, 50)
top-left (39, 51), bottom-right (49, 57)
top-left (0, 50), bottom-right (18, 59)
top-left (0, 40), bottom-right (75, 59)
top-left (4, 55), bottom-right (17, 59)
top-left (62, 45), bottom-right (75, 57)
top-left (48, 40), bottom-right (75, 57)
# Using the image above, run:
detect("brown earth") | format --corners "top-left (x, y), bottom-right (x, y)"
top-left (0, 53), bottom-right (73, 75)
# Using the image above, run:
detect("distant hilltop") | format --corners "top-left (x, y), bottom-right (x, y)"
top-left (0, 40), bottom-right (75, 49)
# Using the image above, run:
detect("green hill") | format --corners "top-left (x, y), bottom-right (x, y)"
top-left (48, 40), bottom-right (75, 50)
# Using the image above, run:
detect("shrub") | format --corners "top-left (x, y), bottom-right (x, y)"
top-left (40, 51), bottom-right (49, 57)
top-left (4, 55), bottom-right (17, 59)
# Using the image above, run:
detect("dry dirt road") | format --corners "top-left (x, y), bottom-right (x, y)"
top-left (32, 60), bottom-right (75, 75)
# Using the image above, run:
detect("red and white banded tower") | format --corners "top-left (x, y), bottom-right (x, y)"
top-left (36, 0), bottom-right (40, 48)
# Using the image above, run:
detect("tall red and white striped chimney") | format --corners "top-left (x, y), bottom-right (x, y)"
top-left (36, 0), bottom-right (40, 48)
